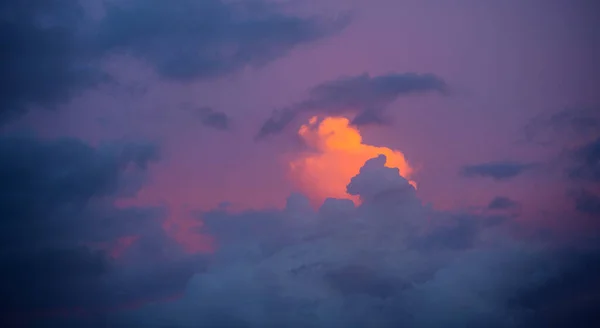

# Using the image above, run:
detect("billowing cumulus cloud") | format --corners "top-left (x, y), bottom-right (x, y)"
top-left (0, 0), bottom-right (348, 122)
top-left (257, 72), bottom-right (446, 138)
top-left (100, 154), bottom-right (599, 328)
top-left (288, 116), bottom-right (415, 206)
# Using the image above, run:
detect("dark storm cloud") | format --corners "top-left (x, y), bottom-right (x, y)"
top-left (256, 72), bottom-right (446, 138)
top-left (0, 0), bottom-right (105, 122)
top-left (0, 135), bottom-right (202, 317)
top-left (487, 196), bottom-right (520, 210)
top-left (460, 161), bottom-right (536, 180)
top-left (0, 136), bottom-right (159, 250)
top-left (513, 249), bottom-right (600, 328)
top-left (197, 107), bottom-right (231, 131)
top-left (0, 0), bottom-right (348, 123)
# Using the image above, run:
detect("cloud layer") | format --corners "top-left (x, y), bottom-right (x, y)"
top-left (101, 154), bottom-right (600, 328)
top-left (0, 0), bottom-right (348, 122)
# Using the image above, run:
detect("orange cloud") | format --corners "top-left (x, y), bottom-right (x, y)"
top-left (289, 116), bottom-right (415, 206)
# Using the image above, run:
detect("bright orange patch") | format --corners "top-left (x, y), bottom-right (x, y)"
top-left (289, 116), bottom-right (415, 206)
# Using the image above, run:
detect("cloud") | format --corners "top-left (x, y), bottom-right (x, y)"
top-left (460, 161), bottom-right (536, 181)
top-left (347, 155), bottom-right (412, 196)
top-left (1, 0), bottom-right (348, 123)
top-left (289, 117), bottom-right (415, 206)
top-left (257, 72), bottom-right (446, 138)
top-left (0, 0), bottom-right (106, 122)
top-left (563, 137), bottom-right (600, 217)
top-left (570, 189), bottom-right (600, 216)
top-left (95, 0), bottom-right (349, 81)
top-left (487, 196), bottom-right (520, 210)
top-left (523, 107), bottom-right (600, 145)
top-left (567, 137), bottom-right (600, 183)
top-left (0, 135), bottom-right (204, 320)
top-left (104, 154), bottom-right (600, 328)
top-left (197, 107), bottom-right (231, 131)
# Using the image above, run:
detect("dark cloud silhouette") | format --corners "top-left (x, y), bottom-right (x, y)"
top-left (103, 154), bottom-right (600, 328)
top-left (197, 107), bottom-right (231, 130)
top-left (460, 161), bottom-right (536, 180)
top-left (488, 196), bottom-right (520, 210)
top-left (96, 0), bottom-right (349, 81)
top-left (1, 0), bottom-right (348, 123)
top-left (346, 155), bottom-right (417, 203)
top-left (514, 249), bottom-right (600, 328)
top-left (0, 0), bottom-right (106, 122)
top-left (0, 135), bottom-right (203, 321)
top-left (257, 72), bottom-right (446, 138)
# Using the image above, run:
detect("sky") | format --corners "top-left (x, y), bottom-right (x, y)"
top-left (1, 0), bottom-right (599, 327)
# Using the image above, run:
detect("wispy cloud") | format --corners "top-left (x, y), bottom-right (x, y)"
top-left (460, 161), bottom-right (537, 181)
top-left (257, 72), bottom-right (446, 138)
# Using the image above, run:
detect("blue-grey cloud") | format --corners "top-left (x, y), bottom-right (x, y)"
top-left (0, 0), bottom-right (106, 122)
top-left (103, 154), bottom-right (600, 328)
top-left (197, 107), bottom-right (231, 131)
top-left (570, 189), bottom-right (600, 216)
top-left (460, 161), bottom-right (536, 180)
top-left (487, 196), bottom-right (520, 210)
top-left (568, 137), bottom-right (600, 183)
top-left (257, 72), bottom-right (446, 139)
top-left (96, 0), bottom-right (349, 82)
top-left (1, 0), bottom-right (348, 123)
top-left (0, 135), bottom-right (203, 319)
top-left (523, 107), bottom-right (600, 145)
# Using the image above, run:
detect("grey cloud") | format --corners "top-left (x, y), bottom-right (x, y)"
top-left (350, 108), bottom-right (389, 126)
top-left (0, 0), bottom-right (106, 122)
top-left (512, 250), bottom-right (600, 327)
top-left (1, 0), bottom-right (348, 123)
top-left (487, 196), bottom-right (520, 210)
top-left (523, 107), bottom-right (600, 145)
top-left (0, 135), bottom-right (202, 318)
top-left (346, 155), bottom-right (416, 203)
top-left (257, 72), bottom-right (446, 138)
top-left (571, 189), bottom-right (600, 216)
top-left (95, 0), bottom-right (349, 81)
top-left (103, 155), bottom-right (599, 328)
top-left (197, 107), bottom-right (231, 130)
top-left (568, 137), bottom-right (600, 183)
top-left (460, 161), bottom-right (536, 180)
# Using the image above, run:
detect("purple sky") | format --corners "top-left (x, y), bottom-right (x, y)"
top-left (1, 1), bottom-right (599, 326)
top-left (12, 0), bottom-right (598, 241)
